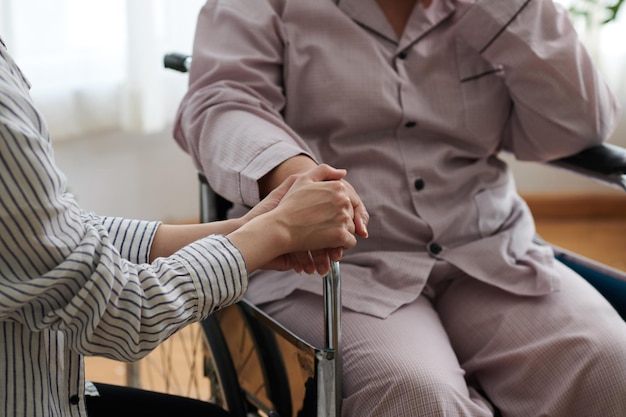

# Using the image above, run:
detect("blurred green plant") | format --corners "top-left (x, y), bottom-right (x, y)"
top-left (568, 0), bottom-right (624, 25)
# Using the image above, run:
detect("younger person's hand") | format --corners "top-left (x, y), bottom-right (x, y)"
top-left (227, 164), bottom-right (361, 274)
top-left (268, 164), bottom-right (357, 252)
top-left (286, 167), bottom-right (368, 276)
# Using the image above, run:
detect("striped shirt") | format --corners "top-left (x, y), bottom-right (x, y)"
top-left (0, 39), bottom-right (248, 417)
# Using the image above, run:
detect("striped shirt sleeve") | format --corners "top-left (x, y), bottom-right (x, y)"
top-left (0, 35), bottom-right (248, 417)
top-left (0, 40), bottom-right (248, 362)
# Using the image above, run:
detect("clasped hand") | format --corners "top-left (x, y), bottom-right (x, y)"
top-left (245, 164), bottom-right (369, 275)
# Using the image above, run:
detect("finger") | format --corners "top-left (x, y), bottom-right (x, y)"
top-left (273, 255), bottom-right (295, 272)
top-left (303, 164), bottom-right (347, 183)
top-left (354, 204), bottom-right (369, 238)
top-left (293, 250), bottom-right (316, 275)
top-left (288, 253), bottom-right (304, 274)
top-left (342, 231), bottom-right (358, 250)
top-left (341, 179), bottom-right (369, 238)
top-left (328, 247), bottom-right (343, 262)
top-left (268, 174), bottom-right (298, 200)
top-left (310, 249), bottom-right (331, 276)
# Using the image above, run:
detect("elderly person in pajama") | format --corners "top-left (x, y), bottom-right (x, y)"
top-left (174, 0), bottom-right (626, 415)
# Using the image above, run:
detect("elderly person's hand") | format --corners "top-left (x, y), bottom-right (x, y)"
top-left (238, 164), bottom-right (365, 274)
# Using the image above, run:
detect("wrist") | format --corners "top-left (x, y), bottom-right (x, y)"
top-left (228, 216), bottom-right (247, 231)
top-left (259, 155), bottom-right (318, 197)
top-left (227, 213), bottom-right (290, 273)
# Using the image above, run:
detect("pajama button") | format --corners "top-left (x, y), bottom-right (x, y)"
top-left (69, 395), bottom-right (80, 405)
top-left (414, 178), bottom-right (425, 191)
top-left (405, 121), bottom-right (417, 128)
top-left (398, 51), bottom-right (408, 60)
top-left (428, 242), bottom-right (443, 255)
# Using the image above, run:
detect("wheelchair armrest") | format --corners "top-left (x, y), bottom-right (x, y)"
top-left (163, 52), bottom-right (191, 73)
top-left (548, 143), bottom-right (626, 191)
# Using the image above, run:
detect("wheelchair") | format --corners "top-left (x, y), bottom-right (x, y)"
top-left (159, 52), bottom-right (626, 417)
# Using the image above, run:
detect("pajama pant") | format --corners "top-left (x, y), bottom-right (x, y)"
top-left (259, 261), bottom-right (626, 416)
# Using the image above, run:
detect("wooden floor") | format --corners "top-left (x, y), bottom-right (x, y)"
top-left (533, 217), bottom-right (626, 272)
top-left (84, 215), bottom-right (626, 393)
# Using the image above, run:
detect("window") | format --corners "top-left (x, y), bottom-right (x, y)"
top-left (1, 0), bottom-right (204, 141)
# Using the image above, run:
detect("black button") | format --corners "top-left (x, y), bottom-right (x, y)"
top-left (428, 242), bottom-right (443, 255)
top-left (398, 51), bottom-right (408, 60)
top-left (405, 121), bottom-right (417, 128)
top-left (69, 395), bottom-right (80, 405)
top-left (414, 178), bottom-right (425, 191)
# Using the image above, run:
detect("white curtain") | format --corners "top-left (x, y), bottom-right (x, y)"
top-left (1, 0), bottom-right (624, 142)
top-left (0, 0), bottom-right (205, 141)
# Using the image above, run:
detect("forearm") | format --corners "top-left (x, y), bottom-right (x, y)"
top-left (149, 219), bottom-right (244, 262)
top-left (226, 218), bottom-right (288, 273)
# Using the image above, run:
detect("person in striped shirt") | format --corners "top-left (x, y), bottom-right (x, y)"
top-left (0, 37), bottom-right (365, 417)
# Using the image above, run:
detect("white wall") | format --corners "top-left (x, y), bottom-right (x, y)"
top-left (53, 127), bottom-right (200, 222)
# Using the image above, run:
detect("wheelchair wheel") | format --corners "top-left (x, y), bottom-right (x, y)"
top-left (200, 315), bottom-right (251, 417)
top-left (129, 318), bottom-right (257, 417)
top-left (204, 302), bottom-right (303, 417)
top-left (132, 322), bottom-right (213, 401)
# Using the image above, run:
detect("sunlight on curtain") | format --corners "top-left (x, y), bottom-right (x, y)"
top-left (0, 0), bottom-right (204, 141)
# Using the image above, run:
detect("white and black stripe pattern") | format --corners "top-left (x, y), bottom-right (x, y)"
top-left (0, 40), bottom-right (247, 416)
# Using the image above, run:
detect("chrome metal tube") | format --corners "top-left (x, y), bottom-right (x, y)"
top-left (322, 261), bottom-right (342, 417)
